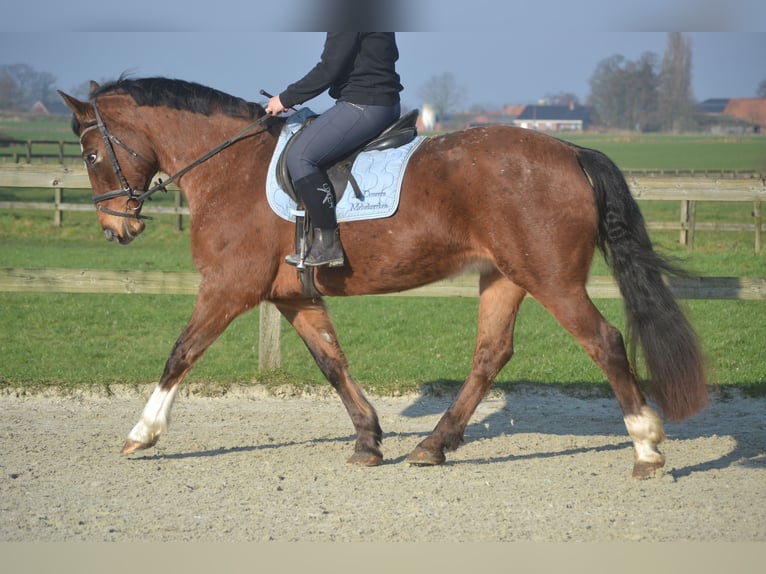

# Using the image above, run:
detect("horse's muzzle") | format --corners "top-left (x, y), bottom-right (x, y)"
top-left (103, 219), bottom-right (144, 244)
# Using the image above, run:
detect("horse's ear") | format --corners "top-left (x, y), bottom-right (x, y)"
top-left (89, 81), bottom-right (100, 96)
top-left (58, 91), bottom-right (90, 119)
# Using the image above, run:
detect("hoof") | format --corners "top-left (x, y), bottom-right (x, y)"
top-left (121, 439), bottom-right (154, 455)
top-left (632, 459), bottom-right (665, 479)
top-left (346, 451), bottom-right (383, 467)
top-left (405, 445), bottom-right (446, 466)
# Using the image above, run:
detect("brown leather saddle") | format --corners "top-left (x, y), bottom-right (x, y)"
top-left (276, 109), bottom-right (420, 204)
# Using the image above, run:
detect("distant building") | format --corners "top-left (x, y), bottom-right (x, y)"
top-left (696, 98), bottom-right (766, 133)
top-left (420, 104), bottom-right (436, 131)
top-left (513, 103), bottom-right (592, 132)
top-left (722, 99), bottom-right (766, 132)
top-left (422, 103), bottom-right (594, 132)
top-left (436, 108), bottom-right (520, 131)
top-left (30, 101), bottom-right (49, 115)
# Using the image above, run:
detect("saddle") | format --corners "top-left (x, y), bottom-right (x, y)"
top-left (279, 109), bottom-right (420, 299)
top-left (276, 109), bottom-right (420, 204)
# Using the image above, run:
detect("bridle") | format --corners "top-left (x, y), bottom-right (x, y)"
top-left (81, 97), bottom-right (275, 219)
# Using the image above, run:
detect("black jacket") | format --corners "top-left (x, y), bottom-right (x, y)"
top-left (279, 33), bottom-right (402, 108)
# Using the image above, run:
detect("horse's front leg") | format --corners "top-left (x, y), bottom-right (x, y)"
top-left (122, 382), bottom-right (181, 454)
top-left (275, 298), bottom-right (383, 466)
top-left (122, 284), bottom-right (254, 454)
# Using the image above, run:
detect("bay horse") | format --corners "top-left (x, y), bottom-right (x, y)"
top-left (59, 77), bottom-right (708, 479)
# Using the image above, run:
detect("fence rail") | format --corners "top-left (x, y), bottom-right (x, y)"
top-left (0, 164), bottom-right (187, 228)
top-left (0, 139), bottom-right (81, 164)
top-left (2, 267), bottom-right (765, 371)
top-left (1, 165), bottom-right (764, 250)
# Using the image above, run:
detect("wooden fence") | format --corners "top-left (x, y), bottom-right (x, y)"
top-left (2, 165), bottom-right (765, 370)
top-left (1, 268), bottom-right (765, 372)
top-left (0, 164), bottom-right (187, 229)
top-left (625, 171), bottom-right (765, 252)
top-left (1, 164), bottom-right (764, 251)
top-left (0, 140), bottom-right (82, 164)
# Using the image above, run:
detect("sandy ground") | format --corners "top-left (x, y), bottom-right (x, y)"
top-left (1, 384), bottom-right (764, 542)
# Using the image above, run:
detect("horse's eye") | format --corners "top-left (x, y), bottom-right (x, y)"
top-left (84, 152), bottom-right (98, 165)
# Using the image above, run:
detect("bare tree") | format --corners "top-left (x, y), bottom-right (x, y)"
top-left (418, 72), bottom-right (465, 122)
top-left (657, 32), bottom-right (695, 132)
top-left (0, 74), bottom-right (21, 109)
top-left (757, 79), bottom-right (766, 98)
top-left (0, 63), bottom-right (59, 111)
top-left (587, 52), bottom-right (659, 131)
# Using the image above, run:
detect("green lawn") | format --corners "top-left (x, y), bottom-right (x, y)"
top-left (560, 133), bottom-right (766, 173)
top-left (1, 207), bottom-right (763, 394)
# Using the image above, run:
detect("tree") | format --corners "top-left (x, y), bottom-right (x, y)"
top-left (757, 79), bottom-right (766, 98)
top-left (0, 74), bottom-right (21, 109)
top-left (0, 63), bottom-right (59, 111)
top-left (418, 72), bottom-right (465, 122)
top-left (657, 32), bottom-right (695, 132)
top-left (587, 52), bottom-right (659, 130)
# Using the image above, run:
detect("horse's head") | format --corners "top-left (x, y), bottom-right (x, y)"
top-left (59, 82), bottom-right (157, 244)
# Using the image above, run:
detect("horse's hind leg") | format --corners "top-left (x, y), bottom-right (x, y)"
top-left (406, 270), bottom-right (526, 465)
top-left (533, 288), bottom-right (666, 478)
top-left (275, 298), bottom-right (383, 466)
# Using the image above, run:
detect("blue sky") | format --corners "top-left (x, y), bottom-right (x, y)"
top-left (1, 2), bottom-right (764, 112)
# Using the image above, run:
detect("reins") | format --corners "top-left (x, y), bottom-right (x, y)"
top-left (84, 98), bottom-right (274, 219)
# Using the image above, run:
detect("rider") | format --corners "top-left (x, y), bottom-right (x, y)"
top-left (265, 32), bottom-right (403, 267)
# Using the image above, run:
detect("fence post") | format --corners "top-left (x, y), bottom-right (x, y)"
top-left (679, 200), bottom-right (689, 246)
top-left (258, 301), bottom-right (281, 371)
top-left (688, 200), bottom-right (697, 250)
top-left (25, 141), bottom-right (32, 163)
top-left (174, 190), bottom-right (184, 231)
top-left (755, 200), bottom-right (762, 254)
top-left (54, 187), bottom-right (64, 227)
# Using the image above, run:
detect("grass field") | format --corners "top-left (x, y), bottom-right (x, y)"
top-left (559, 132), bottom-right (766, 173)
top-left (0, 117), bottom-right (78, 143)
top-left (1, 118), bottom-right (765, 395)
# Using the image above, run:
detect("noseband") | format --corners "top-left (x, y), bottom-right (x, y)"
top-left (82, 98), bottom-right (274, 219)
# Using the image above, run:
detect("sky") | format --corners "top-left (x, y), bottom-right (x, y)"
top-left (1, 1), bottom-right (765, 112)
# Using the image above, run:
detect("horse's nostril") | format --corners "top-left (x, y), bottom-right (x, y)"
top-left (104, 228), bottom-right (117, 242)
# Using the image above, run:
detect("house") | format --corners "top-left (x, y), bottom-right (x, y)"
top-left (441, 106), bottom-right (517, 130)
top-left (696, 98), bottom-right (766, 133)
top-left (30, 101), bottom-right (49, 114)
top-left (513, 103), bottom-right (592, 132)
top-left (723, 98), bottom-right (766, 131)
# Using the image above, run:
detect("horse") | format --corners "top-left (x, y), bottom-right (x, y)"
top-left (59, 77), bottom-right (708, 479)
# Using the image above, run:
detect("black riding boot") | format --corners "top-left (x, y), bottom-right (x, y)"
top-left (285, 173), bottom-right (344, 268)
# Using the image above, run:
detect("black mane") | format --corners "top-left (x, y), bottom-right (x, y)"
top-left (92, 76), bottom-right (265, 119)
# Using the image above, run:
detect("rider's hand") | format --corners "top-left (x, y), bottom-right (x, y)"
top-left (265, 95), bottom-right (287, 115)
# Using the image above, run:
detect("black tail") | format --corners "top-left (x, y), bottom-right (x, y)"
top-left (576, 146), bottom-right (708, 421)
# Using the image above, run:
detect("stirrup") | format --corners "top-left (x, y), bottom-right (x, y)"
top-left (285, 248), bottom-right (343, 268)
top-left (284, 209), bottom-right (310, 269)
top-left (284, 252), bottom-right (306, 268)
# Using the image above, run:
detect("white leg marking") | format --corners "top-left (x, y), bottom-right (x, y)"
top-left (126, 384), bottom-right (181, 447)
top-left (624, 405), bottom-right (666, 464)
